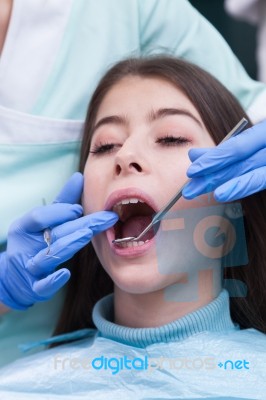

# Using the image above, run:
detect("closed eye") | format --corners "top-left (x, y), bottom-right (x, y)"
top-left (89, 142), bottom-right (121, 155)
top-left (156, 135), bottom-right (191, 146)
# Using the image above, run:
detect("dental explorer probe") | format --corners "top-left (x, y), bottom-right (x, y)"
top-left (113, 117), bottom-right (248, 245)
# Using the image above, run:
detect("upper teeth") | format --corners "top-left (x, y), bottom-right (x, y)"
top-left (116, 198), bottom-right (144, 206)
top-left (112, 198), bottom-right (144, 220)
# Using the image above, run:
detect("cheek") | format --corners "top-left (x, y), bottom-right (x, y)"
top-left (91, 234), bottom-right (107, 266)
top-left (161, 151), bottom-right (190, 187)
top-left (160, 150), bottom-right (218, 212)
top-left (173, 194), bottom-right (218, 212)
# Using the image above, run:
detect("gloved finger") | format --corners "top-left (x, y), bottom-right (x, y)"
top-left (187, 121), bottom-right (266, 177)
top-left (183, 149), bottom-right (266, 199)
top-left (214, 167), bottom-right (266, 202)
top-left (19, 203), bottom-right (83, 232)
top-left (33, 268), bottom-right (71, 298)
top-left (51, 211), bottom-right (118, 242)
top-left (53, 172), bottom-right (84, 204)
top-left (183, 176), bottom-right (216, 199)
top-left (27, 227), bottom-right (94, 277)
top-left (188, 148), bottom-right (209, 162)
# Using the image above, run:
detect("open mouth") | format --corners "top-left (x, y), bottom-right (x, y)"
top-left (112, 198), bottom-right (157, 246)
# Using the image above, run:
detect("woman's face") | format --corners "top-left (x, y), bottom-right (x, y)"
top-left (83, 76), bottom-right (216, 295)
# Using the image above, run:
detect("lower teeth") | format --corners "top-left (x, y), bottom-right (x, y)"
top-left (117, 239), bottom-right (150, 248)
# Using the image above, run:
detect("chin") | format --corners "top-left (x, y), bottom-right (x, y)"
top-left (109, 263), bottom-right (178, 295)
top-left (93, 237), bottom-right (182, 295)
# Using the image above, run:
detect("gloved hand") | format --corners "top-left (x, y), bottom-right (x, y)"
top-left (0, 173), bottom-right (118, 310)
top-left (182, 120), bottom-right (266, 202)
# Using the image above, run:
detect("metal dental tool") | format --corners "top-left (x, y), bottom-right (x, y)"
top-left (113, 117), bottom-right (248, 245)
top-left (43, 228), bottom-right (52, 255)
top-left (42, 198), bottom-right (52, 254)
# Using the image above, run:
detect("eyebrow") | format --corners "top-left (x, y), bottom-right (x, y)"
top-left (92, 107), bottom-right (202, 134)
top-left (92, 115), bottom-right (128, 134)
top-left (148, 108), bottom-right (203, 127)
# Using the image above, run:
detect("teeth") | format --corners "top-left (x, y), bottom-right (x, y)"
top-left (119, 198), bottom-right (144, 206)
top-left (112, 198), bottom-right (145, 219)
top-left (116, 240), bottom-right (148, 248)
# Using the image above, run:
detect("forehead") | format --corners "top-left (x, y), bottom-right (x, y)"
top-left (95, 76), bottom-right (200, 121)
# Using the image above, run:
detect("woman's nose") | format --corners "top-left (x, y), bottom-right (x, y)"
top-left (115, 160), bottom-right (142, 176)
top-left (114, 141), bottom-right (147, 176)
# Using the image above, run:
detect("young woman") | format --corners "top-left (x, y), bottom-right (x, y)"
top-left (0, 56), bottom-right (265, 399)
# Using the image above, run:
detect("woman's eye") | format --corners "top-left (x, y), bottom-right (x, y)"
top-left (156, 135), bottom-right (191, 146)
top-left (89, 142), bottom-right (121, 155)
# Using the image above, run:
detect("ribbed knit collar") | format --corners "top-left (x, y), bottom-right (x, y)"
top-left (92, 289), bottom-right (236, 348)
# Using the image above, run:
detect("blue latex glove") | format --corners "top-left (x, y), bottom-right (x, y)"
top-left (183, 120), bottom-right (266, 202)
top-left (0, 173), bottom-right (118, 310)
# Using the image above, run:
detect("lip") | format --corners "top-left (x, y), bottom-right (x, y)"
top-left (104, 187), bottom-right (159, 212)
top-left (106, 228), bottom-right (156, 257)
top-left (104, 187), bottom-right (159, 257)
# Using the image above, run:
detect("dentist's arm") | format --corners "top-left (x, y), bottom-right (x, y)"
top-left (0, 173), bottom-right (118, 310)
top-left (183, 120), bottom-right (266, 202)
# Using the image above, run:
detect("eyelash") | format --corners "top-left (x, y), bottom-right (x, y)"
top-left (89, 142), bottom-right (120, 155)
top-left (89, 135), bottom-right (190, 155)
top-left (156, 135), bottom-right (191, 146)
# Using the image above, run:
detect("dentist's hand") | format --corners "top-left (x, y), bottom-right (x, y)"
top-left (0, 173), bottom-right (118, 310)
top-left (182, 120), bottom-right (266, 202)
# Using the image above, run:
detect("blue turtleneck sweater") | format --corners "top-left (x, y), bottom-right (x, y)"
top-left (92, 289), bottom-right (236, 348)
top-left (0, 289), bottom-right (265, 399)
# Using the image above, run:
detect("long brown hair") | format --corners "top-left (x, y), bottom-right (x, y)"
top-left (54, 56), bottom-right (266, 337)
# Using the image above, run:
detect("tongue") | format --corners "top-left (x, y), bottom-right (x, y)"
top-left (122, 216), bottom-right (154, 241)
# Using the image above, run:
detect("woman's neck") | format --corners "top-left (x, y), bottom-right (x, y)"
top-left (0, 0), bottom-right (13, 54)
top-left (114, 269), bottom-right (222, 328)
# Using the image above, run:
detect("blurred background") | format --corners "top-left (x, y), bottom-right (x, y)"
top-left (190, 0), bottom-right (257, 79)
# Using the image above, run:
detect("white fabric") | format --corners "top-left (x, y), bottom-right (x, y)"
top-left (0, 0), bottom-right (73, 111)
top-left (0, 105), bottom-right (83, 145)
top-left (225, 0), bottom-right (266, 83)
top-left (225, 0), bottom-right (260, 23)
top-left (247, 87), bottom-right (266, 122)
